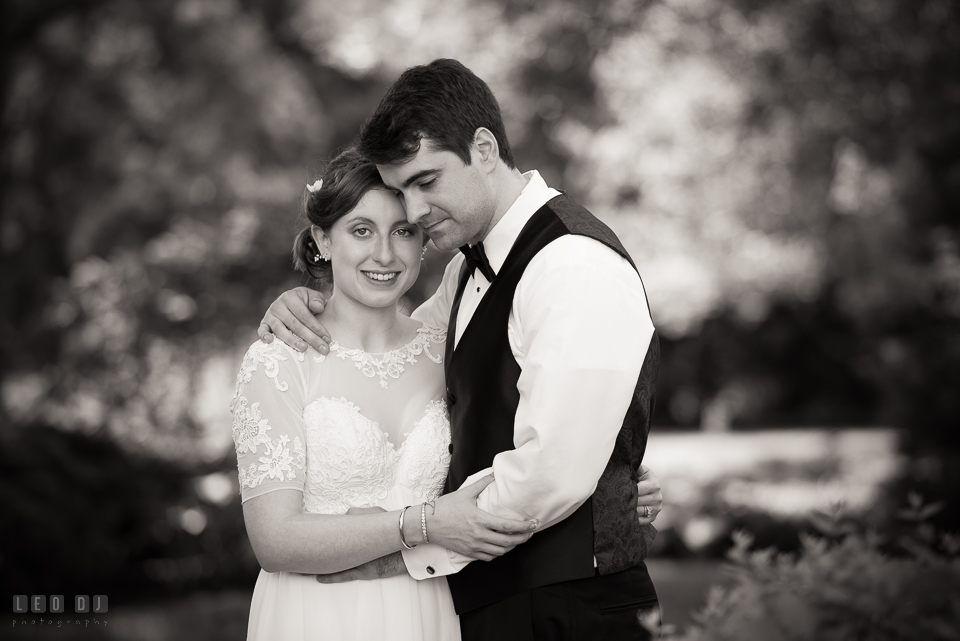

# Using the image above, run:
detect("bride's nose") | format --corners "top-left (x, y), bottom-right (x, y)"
top-left (372, 235), bottom-right (395, 265)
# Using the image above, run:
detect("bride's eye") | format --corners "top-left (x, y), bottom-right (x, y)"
top-left (394, 227), bottom-right (415, 237)
top-left (353, 227), bottom-right (372, 237)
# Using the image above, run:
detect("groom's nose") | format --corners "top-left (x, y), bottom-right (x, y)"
top-left (404, 195), bottom-right (431, 224)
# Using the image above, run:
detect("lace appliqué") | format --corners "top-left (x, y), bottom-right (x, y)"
top-left (329, 325), bottom-right (446, 389)
top-left (238, 434), bottom-right (306, 490)
top-left (230, 340), bottom-right (302, 412)
top-left (232, 396), bottom-right (271, 455)
top-left (302, 397), bottom-right (396, 515)
top-left (231, 339), bottom-right (306, 490)
top-left (396, 400), bottom-right (451, 501)
top-left (299, 397), bottom-right (452, 515)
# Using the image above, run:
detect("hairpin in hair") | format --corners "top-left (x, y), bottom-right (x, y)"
top-left (306, 179), bottom-right (323, 193)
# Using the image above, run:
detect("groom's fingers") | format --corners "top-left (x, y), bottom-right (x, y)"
top-left (636, 479), bottom-right (660, 496)
top-left (637, 490), bottom-right (662, 507)
top-left (261, 288), bottom-right (330, 353)
top-left (285, 297), bottom-right (329, 349)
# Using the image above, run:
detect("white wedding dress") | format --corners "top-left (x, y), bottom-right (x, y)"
top-left (230, 324), bottom-right (460, 641)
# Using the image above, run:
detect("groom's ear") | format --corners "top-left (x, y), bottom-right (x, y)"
top-left (472, 128), bottom-right (499, 173)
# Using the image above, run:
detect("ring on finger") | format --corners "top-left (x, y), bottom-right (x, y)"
top-left (643, 505), bottom-right (651, 518)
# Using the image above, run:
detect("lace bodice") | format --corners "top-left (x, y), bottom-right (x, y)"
top-left (230, 326), bottom-right (451, 513)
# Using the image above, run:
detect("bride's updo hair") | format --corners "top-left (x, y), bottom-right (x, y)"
top-left (293, 147), bottom-right (385, 287)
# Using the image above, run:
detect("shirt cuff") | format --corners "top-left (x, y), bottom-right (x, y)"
top-left (400, 543), bottom-right (473, 580)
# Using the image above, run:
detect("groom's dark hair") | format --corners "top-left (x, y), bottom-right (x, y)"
top-left (358, 59), bottom-right (515, 169)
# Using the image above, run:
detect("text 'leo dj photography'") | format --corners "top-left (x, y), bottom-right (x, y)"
top-left (13, 595), bottom-right (107, 614)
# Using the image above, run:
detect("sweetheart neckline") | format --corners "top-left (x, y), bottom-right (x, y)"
top-left (303, 395), bottom-right (442, 454)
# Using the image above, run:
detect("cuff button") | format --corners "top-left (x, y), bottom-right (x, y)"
top-left (426, 566), bottom-right (435, 575)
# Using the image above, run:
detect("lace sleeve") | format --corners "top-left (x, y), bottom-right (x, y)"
top-left (230, 340), bottom-right (308, 503)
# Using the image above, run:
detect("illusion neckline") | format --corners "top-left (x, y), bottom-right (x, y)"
top-left (327, 324), bottom-right (445, 357)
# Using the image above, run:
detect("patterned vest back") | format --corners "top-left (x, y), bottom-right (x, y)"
top-left (443, 194), bottom-right (659, 614)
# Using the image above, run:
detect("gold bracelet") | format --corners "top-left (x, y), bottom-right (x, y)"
top-left (399, 505), bottom-right (416, 550)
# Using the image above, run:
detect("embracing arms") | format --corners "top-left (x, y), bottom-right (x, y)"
top-left (232, 339), bottom-right (535, 577)
top-left (243, 489), bottom-right (415, 574)
top-left (243, 476), bottom-right (534, 575)
top-left (256, 282), bottom-right (664, 527)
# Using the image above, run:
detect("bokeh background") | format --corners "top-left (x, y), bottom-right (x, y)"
top-left (2, 0), bottom-right (959, 638)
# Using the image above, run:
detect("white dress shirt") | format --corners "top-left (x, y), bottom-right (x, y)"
top-left (405, 171), bottom-right (655, 580)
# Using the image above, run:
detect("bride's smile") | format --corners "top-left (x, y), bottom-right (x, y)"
top-left (313, 188), bottom-right (423, 309)
top-left (362, 270), bottom-right (400, 282)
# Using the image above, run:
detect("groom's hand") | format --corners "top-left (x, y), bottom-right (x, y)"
top-left (430, 475), bottom-right (538, 562)
top-left (258, 287), bottom-right (331, 354)
top-left (636, 465), bottom-right (663, 526)
top-left (315, 552), bottom-right (406, 584)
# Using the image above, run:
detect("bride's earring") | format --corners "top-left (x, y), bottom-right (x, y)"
top-left (421, 246), bottom-right (428, 262)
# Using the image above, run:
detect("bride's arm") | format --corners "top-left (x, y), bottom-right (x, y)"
top-left (233, 339), bottom-right (534, 577)
top-left (243, 480), bottom-right (537, 576)
top-left (242, 490), bottom-right (422, 574)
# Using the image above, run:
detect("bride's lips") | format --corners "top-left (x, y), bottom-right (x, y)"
top-left (361, 270), bottom-right (401, 284)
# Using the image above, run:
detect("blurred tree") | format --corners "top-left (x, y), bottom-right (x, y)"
top-left (2, 0), bottom-right (959, 593)
top-left (559, 0), bottom-right (959, 437)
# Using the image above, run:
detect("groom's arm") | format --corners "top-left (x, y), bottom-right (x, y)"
top-left (403, 236), bottom-right (654, 579)
top-left (256, 254), bottom-right (461, 351)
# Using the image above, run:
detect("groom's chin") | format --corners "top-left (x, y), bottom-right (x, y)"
top-left (429, 235), bottom-right (458, 253)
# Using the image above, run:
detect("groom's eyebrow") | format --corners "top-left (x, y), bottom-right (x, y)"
top-left (401, 169), bottom-right (438, 188)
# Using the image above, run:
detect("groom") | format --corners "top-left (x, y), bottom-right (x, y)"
top-left (261, 59), bottom-right (660, 640)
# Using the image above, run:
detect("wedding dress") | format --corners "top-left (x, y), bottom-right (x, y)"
top-left (230, 325), bottom-right (460, 641)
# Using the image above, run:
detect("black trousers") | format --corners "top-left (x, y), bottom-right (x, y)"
top-left (458, 562), bottom-right (660, 641)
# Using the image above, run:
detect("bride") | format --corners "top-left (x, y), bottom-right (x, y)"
top-left (231, 147), bottom-right (536, 641)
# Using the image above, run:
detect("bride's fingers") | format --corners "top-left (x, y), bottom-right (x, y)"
top-left (469, 544), bottom-right (517, 562)
top-left (471, 510), bottom-right (538, 535)
top-left (460, 474), bottom-right (496, 498)
top-left (480, 530), bottom-right (533, 549)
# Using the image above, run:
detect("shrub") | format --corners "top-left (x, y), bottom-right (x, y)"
top-left (674, 498), bottom-right (960, 641)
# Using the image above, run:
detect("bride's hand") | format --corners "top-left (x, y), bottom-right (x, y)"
top-left (316, 552), bottom-right (406, 584)
top-left (257, 286), bottom-right (331, 354)
top-left (428, 475), bottom-right (538, 562)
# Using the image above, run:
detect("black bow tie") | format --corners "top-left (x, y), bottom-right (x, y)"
top-left (460, 242), bottom-right (496, 282)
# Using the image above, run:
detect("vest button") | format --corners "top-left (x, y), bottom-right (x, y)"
top-left (426, 566), bottom-right (435, 575)
top-left (448, 444), bottom-right (454, 455)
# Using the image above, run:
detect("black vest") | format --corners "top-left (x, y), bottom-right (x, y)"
top-left (443, 194), bottom-right (659, 614)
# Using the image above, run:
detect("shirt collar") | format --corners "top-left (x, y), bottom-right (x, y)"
top-left (478, 170), bottom-right (560, 275)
